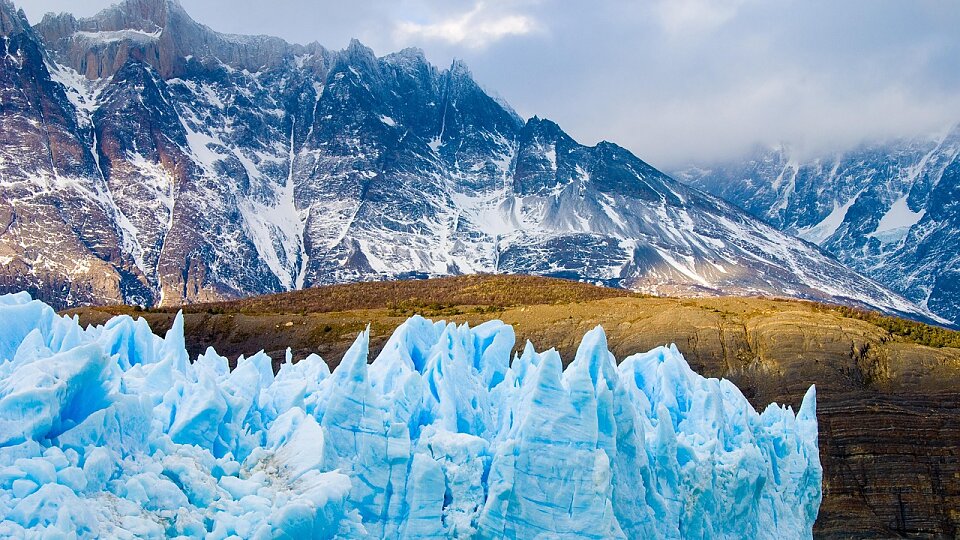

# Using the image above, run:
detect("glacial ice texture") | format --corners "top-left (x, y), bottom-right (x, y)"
top-left (0, 292), bottom-right (822, 538)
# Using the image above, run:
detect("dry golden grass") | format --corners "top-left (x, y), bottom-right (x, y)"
top-left (65, 275), bottom-right (960, 393)
top-left (157, 274), bottom-right (636, 315)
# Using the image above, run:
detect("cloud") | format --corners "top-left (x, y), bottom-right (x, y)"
top-left (652, 0), bottom-right (748, 36)
top-left (18, 0), bottom-right (960, 169)
top-left (595, 70), bottom-right (960, 167)
top-left (392, 2), bottom-right (539, 49)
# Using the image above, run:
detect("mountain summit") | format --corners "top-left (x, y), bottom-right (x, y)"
top-left (0, 0), bottom-right (940, 324)
top-left (35, 0), bottom-right (300, 79)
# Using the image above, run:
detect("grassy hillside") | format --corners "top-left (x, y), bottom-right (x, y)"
top-left (65, 275), bottom-right (960, 538)
top-left (68, 275), bottom-right (960, 395)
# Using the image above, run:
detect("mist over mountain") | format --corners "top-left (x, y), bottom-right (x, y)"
top-left (678, 126), bottom-right (960, 325)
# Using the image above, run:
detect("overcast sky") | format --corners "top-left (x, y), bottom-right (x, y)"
top-left (21, 0), bottom-right (960, 169)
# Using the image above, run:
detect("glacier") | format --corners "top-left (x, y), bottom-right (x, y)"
top-left (0, 292), bottom-right (822, 538)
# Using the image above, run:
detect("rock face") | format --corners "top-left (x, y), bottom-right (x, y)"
top-left (0, 2), bottom-right (149, 306)
top-left (34, 0), bottom-right (299, 79)
top-left (677, 128), bottom-right (960, 326)
top-left (0, 0), bottom-right (938, 325)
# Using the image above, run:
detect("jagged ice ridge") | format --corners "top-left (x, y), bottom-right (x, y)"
top-left (0, 292), bottom-right (822, 538)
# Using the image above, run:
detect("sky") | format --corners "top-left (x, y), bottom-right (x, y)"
top-left (20, 0), bottom-right (960, 169)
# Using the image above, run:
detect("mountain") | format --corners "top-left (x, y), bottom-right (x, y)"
top-left (677, 127), bottom-right (960, 326)
top-left (0, 0), bottom-right (938, 324)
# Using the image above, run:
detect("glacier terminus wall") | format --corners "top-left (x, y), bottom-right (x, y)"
top-left (0, 292), bottom-right (822, 538)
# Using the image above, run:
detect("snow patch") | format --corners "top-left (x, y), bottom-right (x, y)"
top-left (656, 248), bottom-right (712, 287)
top-left (544, 144), bottom-right (557, 171)
top-left (74, 29), bottom-right (162, 45)
top-left (870, 196), bottom-right (925, 244)
top-left (797, 193), bottom-right (859, 245)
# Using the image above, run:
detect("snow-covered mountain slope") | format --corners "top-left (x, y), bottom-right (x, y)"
top-left (677, 126), bottom-right (960, 326)
top-left (0, 292), bottom-right (822, 538)
top-left (0, 0), bottom-right (938, 324)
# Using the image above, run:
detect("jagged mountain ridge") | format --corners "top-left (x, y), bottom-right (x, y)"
top-left (0, 0), bottom-right (939, 324)
top-left (677, 127), bottom-right (960, 325)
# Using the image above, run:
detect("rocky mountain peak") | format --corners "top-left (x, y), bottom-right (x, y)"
top-left (0, 0), bottom-right (29, 37)
top-left (448, 58), bottom-right (471, 77)
top-left (34, 0), bottom-right (179, 42)
top-left (333, 38), bottom-right (379, 76)
top-left (33, 0), bottom-right (295, 79)
top-left (343, 37), bottom-right (374, 57)
top-left (382, 46), bottom-right (431, 76)
top-left (390, 46), bottom-right (427, 62)
top-left (441, 58), bottom-right (482, 93)
top-left (520, 116), bottom-right (566, 140)
top-left (89, 0), bottom-right (178, 32)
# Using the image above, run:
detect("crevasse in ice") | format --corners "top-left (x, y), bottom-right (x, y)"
top-left (0, 292), bottom-right (822, 538)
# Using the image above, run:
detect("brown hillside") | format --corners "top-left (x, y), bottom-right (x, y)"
top-left (65, 275), bottom-right (960, 539)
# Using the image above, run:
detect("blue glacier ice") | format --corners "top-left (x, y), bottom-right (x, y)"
top-left (0, 292), bottom-right (822, 538)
